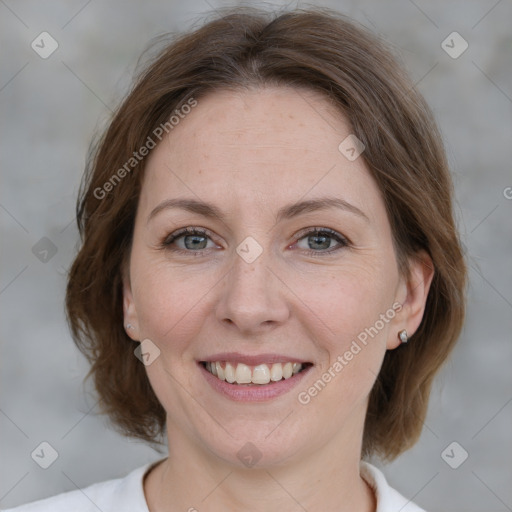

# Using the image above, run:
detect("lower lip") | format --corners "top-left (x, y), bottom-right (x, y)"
top-left (199, 363), bottom-right (312, 402)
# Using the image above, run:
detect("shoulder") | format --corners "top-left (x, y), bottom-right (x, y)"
top-left (1, 462), bottom-right (156, 512)
top-left (360, 461), bottom-right (427, 512)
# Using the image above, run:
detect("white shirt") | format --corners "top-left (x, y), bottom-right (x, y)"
top-left (2, 460), bottom-right (426, 512)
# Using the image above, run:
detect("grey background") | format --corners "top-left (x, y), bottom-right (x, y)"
top-left (1, 0), bottom-right (511, 510)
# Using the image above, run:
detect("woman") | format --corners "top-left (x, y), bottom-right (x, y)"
top-left (6, 6), bottom-right (466, 511)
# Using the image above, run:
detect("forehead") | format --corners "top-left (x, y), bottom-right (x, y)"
top-left (140, 86), bottom-right (383, 223)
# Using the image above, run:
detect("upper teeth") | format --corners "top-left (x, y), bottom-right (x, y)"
top-left (205, 361), bottom-right (303, 385)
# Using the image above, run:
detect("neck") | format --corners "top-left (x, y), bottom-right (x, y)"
top-left (144, 409), bottom-right (376, 512)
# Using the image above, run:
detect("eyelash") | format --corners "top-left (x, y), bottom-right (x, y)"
top-left (160, 226), bottom-right (350, 257)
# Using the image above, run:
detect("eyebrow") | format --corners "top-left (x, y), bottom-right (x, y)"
top-left (147, 195), bottom-right (369, 225)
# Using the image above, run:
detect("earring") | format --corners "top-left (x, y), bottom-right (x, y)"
top-left (126, 323), bottom-right (134, 331)
top-left (398, 329), bottom-right (408, 344)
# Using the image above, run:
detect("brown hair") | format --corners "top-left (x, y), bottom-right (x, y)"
top-left (66, 6), bottom-right (467, 461)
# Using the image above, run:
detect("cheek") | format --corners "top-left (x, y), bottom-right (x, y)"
top-left (130, 256), bottom-right (216, 354)
top-left (292, 265), bottom-right (396, 445)
top-left (292, 258), bottom-right (398, 342)
top-left (292, 258), bottom-right (398, 393)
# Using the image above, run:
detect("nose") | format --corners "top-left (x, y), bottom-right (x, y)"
top-left (215, 248), bottom-right (290, 334)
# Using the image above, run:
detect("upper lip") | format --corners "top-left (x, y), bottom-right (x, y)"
top-left (199, 352), bottom-right (312, 366)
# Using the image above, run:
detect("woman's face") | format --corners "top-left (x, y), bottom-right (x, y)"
top-left (124, 86), bottom-right (427, 467)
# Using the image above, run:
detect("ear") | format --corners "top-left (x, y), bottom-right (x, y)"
top-left (387, 250), bottom-right (435, 350)
top-left (122, 260), bottom-right (140, 341)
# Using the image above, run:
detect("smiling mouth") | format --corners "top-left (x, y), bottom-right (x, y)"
top-left (201, 361), bottom-right (312, 385)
